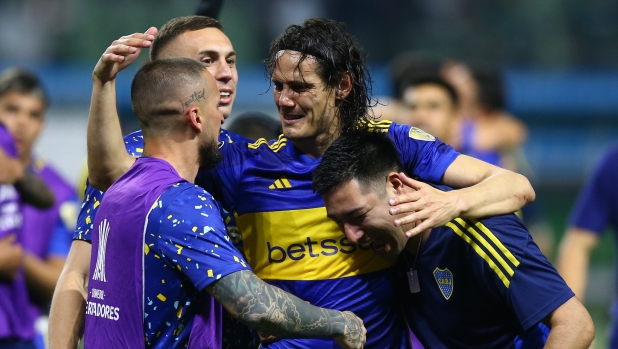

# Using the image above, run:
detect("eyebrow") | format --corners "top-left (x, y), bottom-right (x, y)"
top-left (197, 50), bottom-right (237, 58)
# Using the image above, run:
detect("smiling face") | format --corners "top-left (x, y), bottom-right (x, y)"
top-left (323, 178), bottom-right (411, 259)
top-left (271, 50), bottom-right (340, 144)
top-left (158, 28), bottom-right (238, 118)
top-left (0, 91), bottom-right (45, 160)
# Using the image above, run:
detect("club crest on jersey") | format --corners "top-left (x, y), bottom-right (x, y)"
top-left (408, 127), bottom-right (436, 141)
top-left (433, 267), bottom-right (453, 300)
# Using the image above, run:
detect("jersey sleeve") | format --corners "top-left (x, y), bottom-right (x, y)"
top-left (150, 185), bottom-right (250, 291)
top-left (73, 180), bottom-right (101, 242)
top-left (568, 147), bottom-right (618, 234)
top-left (386, 121), bottom-right (460, 183)
top-left (465, 216), bottom-right (574, 331)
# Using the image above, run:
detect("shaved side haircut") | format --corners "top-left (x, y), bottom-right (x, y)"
top-left (131, 57), bottom-right (208, 135)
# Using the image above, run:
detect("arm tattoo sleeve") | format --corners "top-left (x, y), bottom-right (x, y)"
top-left (207, 270), bottom-right (361, 341)
top-left (15, 171), bottom-right (55, 209)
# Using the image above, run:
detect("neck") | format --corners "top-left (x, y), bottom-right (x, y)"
top-left (404, 229), bottom-right (431, 257)
top-left (142, 134), bottom-right (199, 183)
top-left (291, 118), bottom-right (340, 159)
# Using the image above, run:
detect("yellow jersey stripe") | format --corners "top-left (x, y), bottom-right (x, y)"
top-left (274, 180), bottom-right (283, 189)
top-left (454, 218), bottom-right (515, 277)
top-left (271, 141), bottom-right (287, 152)
top-left (248, 138), bottom-right (268, 149)
top-left (281, 177), bottom-right (292, 188)
top-left (470, 218), bottom-right (521, 267)
top-left (445, 222), bottom-right (510, 288)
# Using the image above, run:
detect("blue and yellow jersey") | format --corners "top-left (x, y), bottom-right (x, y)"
top-left (196, 120), bottom-right (459, 349)
top-left (399, 214), bottom-right (574, 349)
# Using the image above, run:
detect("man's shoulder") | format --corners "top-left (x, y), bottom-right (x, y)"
top-left (123, 130), bottom-right (144, 156)
top-left (156, 183), bottom-right (220, 215)
top-left (441, 214), bottom-right (529, 262)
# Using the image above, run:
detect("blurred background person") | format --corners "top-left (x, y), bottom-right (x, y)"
top-left (225, 111), bottom-right (281, 141)
top-left (557, 144), bottom-right (618, 348)
top-left (0, 68), bottom-right (76, 349)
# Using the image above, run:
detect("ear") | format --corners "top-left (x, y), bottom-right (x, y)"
top-left (386, 172), bottom-right (406, 195)
top-left (187, 106), bottom-right (203, 133)
top-left (336, 72), bottom-right (353, 100)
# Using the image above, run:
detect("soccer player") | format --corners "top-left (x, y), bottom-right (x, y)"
top-left (84, 18), bottom-right (536, 348)
top-left (314, 131), bottom-right (595, 349)
top-left (557, 144), bottom-right (618, 347)
top-left (84, 57), bottom-right (365, 349)
top-left (0, 68), bottom-right (77, 349)
top-left (49, 16), bottom-right (258, 348)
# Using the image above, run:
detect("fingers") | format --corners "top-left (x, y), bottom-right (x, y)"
top-left (398, 172), bottom-right (425, 190)
top-left (388, 191), bottom-right (422, 209)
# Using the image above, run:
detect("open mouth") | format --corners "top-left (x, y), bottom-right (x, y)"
top-left (282, 114), bottom-right (305, 125)
top-left (219, 91), bottom-right (233, 105)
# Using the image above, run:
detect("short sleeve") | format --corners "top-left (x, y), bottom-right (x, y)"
top-left (387, 122), bottom-right (459, 183)
top-left (568, 147), bottom-right (618, 234)
top-left (73, 180), bottom-right (101, 242)
top-left (467, 216), bottom-right (574, 331)
top-left (150, 185), bottom-right (250, 291)
top-left (507, 237), bottom-right (574, 330)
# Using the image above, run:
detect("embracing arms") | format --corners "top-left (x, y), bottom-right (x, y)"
top-left (390, 154), bottom-right (535, 236)
top-left (207, 270), bottom-right (365, 349)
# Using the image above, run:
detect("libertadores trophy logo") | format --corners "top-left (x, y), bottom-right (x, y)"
top-left (92, 219), bottom-right (110, 282)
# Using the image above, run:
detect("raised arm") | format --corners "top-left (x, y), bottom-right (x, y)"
top-left (207, 270), bottom-right (365, 349)
top-left (87, 29), bottom-right (156, 191)
top-left (48, 240), bottom-right (92, 349)
top-left (390, 155), bottom-right (535, 236)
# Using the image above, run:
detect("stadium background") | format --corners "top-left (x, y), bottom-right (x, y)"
top-left (1, 0), bottom-right (616, 347)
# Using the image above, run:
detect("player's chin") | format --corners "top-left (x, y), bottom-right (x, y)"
top-left (218, 104), bottom-right (233, 120)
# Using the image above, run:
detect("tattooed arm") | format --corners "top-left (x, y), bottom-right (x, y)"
top-left (206, 270), bottom-right (366, 349)
top-left (15, 171), bottom-right (55, 209)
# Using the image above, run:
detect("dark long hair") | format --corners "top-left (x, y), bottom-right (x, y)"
top-left (265, 18), bottom-right (376, 133)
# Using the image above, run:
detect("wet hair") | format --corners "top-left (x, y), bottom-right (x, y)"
top-left (409, 76), bottom-right (459, 106)
top-left (265, 18), bottom-right (375, 133)
top-left (131, 58), bottom-right (208, 131)
top-left (150, 15), bottom-right (224, 60)
top-left (0, 68), bottom-right (49, 107)
top-left (313, 131), bottom-right (403, 196)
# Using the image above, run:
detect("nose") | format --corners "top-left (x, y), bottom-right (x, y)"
top-left (277, 88), bottom-right (295, 108)
top-left (214, 61), bottom-right (232, 82)
top-left (343, 222), bottom-right (364, 244)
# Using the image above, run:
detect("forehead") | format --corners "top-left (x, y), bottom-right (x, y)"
top-left (406, 84), bottom-right (451, 101)
top-left (0, 91), bottom-right (45, 108)
top-left (161, 28), bottom-right (234, 57)
top-left (324, 179), bottom-right (371, 212)
top-left (272, 50), bottom-right (323, 83)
